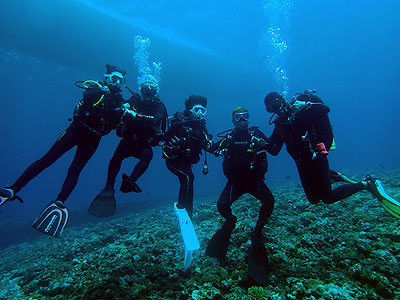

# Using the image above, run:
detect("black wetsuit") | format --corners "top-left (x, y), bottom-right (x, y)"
top-left (212, 126), bottom-right (275, 234)
top-left (10, 85), bottom-right (124, 202)
top-left (163, 111), bottom-right (210, 218)
top-left (105, 94), bottom-right (167, 189)
top-left (265, 95), bottom-right (364, 204)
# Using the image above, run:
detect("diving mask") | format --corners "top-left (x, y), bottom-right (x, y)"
top-left (233, 112), bottom-right (249, 122)
top-left (141, 84), bottom-right (159, 97)
top-left (190, 105), bottom-right (207, 117)
top-left (265, 96), bottom-right (283, 113)
top-left (104, 71), bottom-right (125, 86)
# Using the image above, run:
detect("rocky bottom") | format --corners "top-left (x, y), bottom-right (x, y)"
top-left (0, 170), bottom-right (399, 300)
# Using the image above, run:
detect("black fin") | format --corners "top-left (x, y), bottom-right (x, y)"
top-left (205, 219), bottom-right (236, 258)
top-left (32, 201), bottom-right (69, 238)
top-left (88, 188), bottom-right (116, 218)
top-left (248, 235), bottom-right (269, 285)
top-left (120, 173), bottom-right (142, 193)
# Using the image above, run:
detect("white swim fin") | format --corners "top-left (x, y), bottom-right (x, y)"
top-left (174, 203), bottom-right (200, 270)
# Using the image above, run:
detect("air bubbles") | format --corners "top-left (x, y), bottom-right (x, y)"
top-left (134, 35), bottom-right (162, 88)
top-left (260, 0), bottom-right (293, 97)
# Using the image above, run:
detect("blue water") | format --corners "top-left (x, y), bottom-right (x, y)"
top-left (0, 0), bottom-right (399, 247)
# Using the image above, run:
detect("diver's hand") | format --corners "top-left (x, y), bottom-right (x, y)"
top-left (124, 108), bottom-right (142, 118)
top-left (206, 139), bottom-right (213, 151)
top-left (251, 136), bottom-right (267, 148)
top-left (129, 110), bottom-right (137, 118)
top-left (213, 149), bottom-right (226, 157)
top-left (256, 138), bottom-right (267, 148)
top-left (315, 142), bottom-right (328, 156)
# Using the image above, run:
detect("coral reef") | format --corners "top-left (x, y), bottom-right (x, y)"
top-left (0, 170), bottom-right (399, 299)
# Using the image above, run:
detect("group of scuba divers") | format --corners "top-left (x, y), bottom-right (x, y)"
top-left (1, 64), bottom-right (398, 284)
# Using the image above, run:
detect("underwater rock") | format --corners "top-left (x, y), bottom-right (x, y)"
top-left (191, 283), bottom-right (222, 300)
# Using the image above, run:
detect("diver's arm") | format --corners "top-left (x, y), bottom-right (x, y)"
top-left (264, 126), bottom-right (284, 156)
top-left (153, 102), bottom-right (168, 123)
top-left (162, 123), bottom-right (184, 157)
top-left (209, 136), bottom-right (228, 156)
top-left (139, 102), bottom-right (167, 122)
top-left (201, 122), bottom-right (214, 152)
top-left (163, 123), bottom-right (180, 142)
top-left (131, 103), bottom-right (166, 123)
top-left (251, 128), bottom-right (269, 150)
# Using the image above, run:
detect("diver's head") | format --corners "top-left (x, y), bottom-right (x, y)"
top-left (185, 95), bottom-right (207, 119)
top-left (104, 64), bottom-right (126, 89)
top-left (232, 106), bottom-right (249, 130)
top-left (264, 92), bottom-right (287, 114)
top-left (140, 74), bottom-right (159, 102)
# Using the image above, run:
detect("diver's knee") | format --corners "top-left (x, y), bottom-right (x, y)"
top-left (307, 196), bottom-right (321, 205)
top-left (188, 172), bottom-right (195, 183)
top-left (143, 149), bottom-right (153, 161)
top-left (217, 202), bottom-right (230, 217)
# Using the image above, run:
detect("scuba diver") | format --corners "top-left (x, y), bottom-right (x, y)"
top-left (0, 64), bottom-right (127, 237)
top-left (263, 90), bottom-right (395, 210)
top-left (206, 106), bottom-right (275, 285)
top-left (162, 95), bottom-right (212, 219)
top-left (88, 74), bottom-right (167, 218)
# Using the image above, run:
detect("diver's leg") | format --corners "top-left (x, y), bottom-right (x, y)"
top-left (325, 183), bottom-right (365, 204)
top-left (166, 159), bottom-right (194, 217)
top-left (11, 123), bottom-right (78, 194)
top-left (56, 133), bottom-right (101, 202)
top-left (248, 178), bottom-right (275, 235)
top-left (206, 179), bottom-right (241, 258)
top-left (217, 179), bottom-right (242, 223)
top-left (105, 138), bottom-right (133, 189)
top-left (296, 157), bottom-right (328, 204)
top-left (129, 145), bottom-right (153, 182)
top-left (315, 158), bottom-right (364, 204)
top-left (186, 166), bottom-right (195, 217)
top-left (247, 178), bottom-right (272, 285)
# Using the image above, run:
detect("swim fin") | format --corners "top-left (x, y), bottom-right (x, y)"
top-left (32, 201), bottom-right (69, 238)
top-left (0, 187), bottom-right (23, 206)
top-left (365, 176), bottom-right (400, 219)
top-left (248, 233), bottom-right (269, 285)
top-left (120, 173), bottom-right (142, 193)
top-left (174, 203), bottom-right (200, 270)
top-left (88, 187), bottom-right (116, 218)
top-left (205, 218), bottom-right (236, 258)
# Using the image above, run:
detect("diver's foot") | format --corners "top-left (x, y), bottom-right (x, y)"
top-left (120, 173), bottom-right (142, 193)
top-left (0, 187), bottom-right (22, 206)
top-left (362, 175), bottom-right (380, 199)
